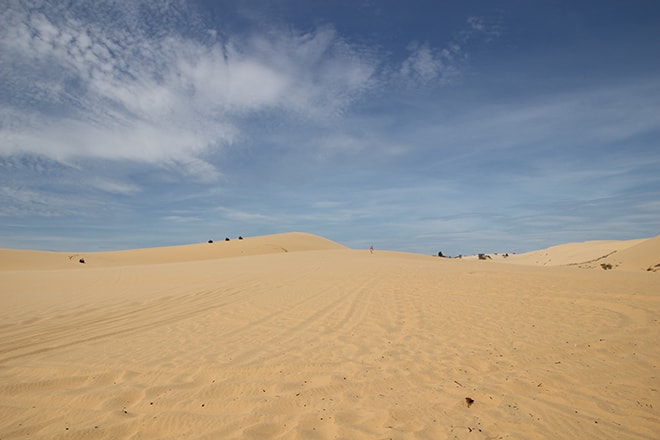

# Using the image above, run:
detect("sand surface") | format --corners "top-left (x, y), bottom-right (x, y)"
top-left (1, 232), bottom-right (658, 439)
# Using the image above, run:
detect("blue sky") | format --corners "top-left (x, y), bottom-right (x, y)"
top-left (1, 0), bottom-right (659, 255)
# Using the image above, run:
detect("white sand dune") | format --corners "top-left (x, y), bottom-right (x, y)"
top-left (1, 232), bottom-right (658, 439)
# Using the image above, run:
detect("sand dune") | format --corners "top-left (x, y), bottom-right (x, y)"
top-left (592, 235), bottom-right (660, 272)
top-left (488, 235), bottom-right (660, 272)
top-left (1, 233), bottom-right (659, 439)
top-left (0, 232), bottom-right (346, 270)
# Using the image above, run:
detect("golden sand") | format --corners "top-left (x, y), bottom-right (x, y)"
top-left (1, 232), bottom-right (658, 439)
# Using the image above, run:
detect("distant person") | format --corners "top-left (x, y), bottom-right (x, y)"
top-left (369, 245), bottom-right (374, 254)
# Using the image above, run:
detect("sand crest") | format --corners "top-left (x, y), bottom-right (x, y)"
top-left (1, 233), bottom-right (658, 439)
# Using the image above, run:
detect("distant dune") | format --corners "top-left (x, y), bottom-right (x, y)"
top-left (0, 232), bottom-right (347, 270)
top-left (595, 235), bottom-right (660, 272)
top-left (483, 235), bottom-right (660, 272)
top-left (1, 232), bottom-right (658, 439)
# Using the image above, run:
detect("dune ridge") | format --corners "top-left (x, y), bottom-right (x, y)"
top-left (1, 232), bottom-right (658, 439)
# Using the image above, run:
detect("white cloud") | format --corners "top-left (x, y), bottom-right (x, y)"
top-left (399, 41), bottom-right (461, 85)
top-left (0, 2), bottom-right (379, 179)
top-left (396, 14), bottom-right (502, 86)
top-left (163, 215), bottom-right (203, 224)
top-left (89, 178), bottom-right (141, 195)
top-left (0, 183), bottom-right (90, 218)
top-left (215, 207), bottom-right (274, 223)
top-left (413, 79), bottom-right (660, 169)
top-left (466, 16), bottom-right (503, 41)
top-left (312, 201), bottom-right (342, 209)
top-left (309, 131), bottom-right (411, 162)
top-left (0, 1), bottom-right (499, 181)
